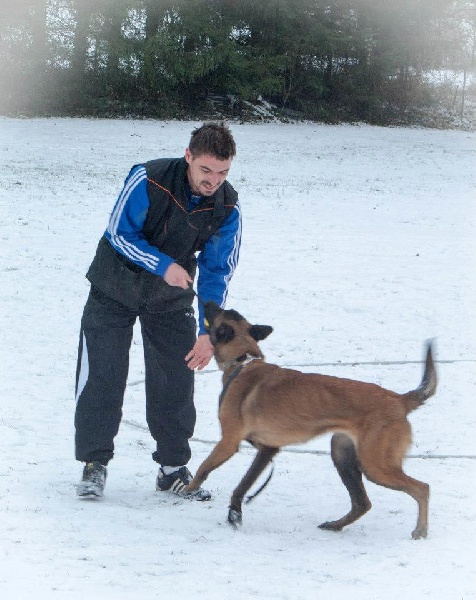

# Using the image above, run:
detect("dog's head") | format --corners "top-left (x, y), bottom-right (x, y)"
top-left (203, 302), bottom-right (273, 369)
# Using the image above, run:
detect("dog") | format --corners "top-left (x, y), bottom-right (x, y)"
top-left (185, 302), bottom-right (437, 539)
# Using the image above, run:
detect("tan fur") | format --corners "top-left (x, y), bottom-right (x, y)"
top-left (187, 304), bottom-right (436, 539)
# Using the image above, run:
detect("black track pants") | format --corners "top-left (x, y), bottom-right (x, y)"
top-left (74, 287), bottom-right (196, 466)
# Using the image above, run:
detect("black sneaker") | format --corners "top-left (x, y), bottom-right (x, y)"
top-left (77, 461), bottom-right (107, 498)
top-left (156, 466), bottom-right (211, 501)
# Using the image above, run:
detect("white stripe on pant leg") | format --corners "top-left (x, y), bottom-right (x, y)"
top-left (75, 332), bottom-right (89, 403)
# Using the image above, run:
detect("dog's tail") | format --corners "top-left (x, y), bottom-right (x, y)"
top-left (401, 340), bottom-right (437, 413)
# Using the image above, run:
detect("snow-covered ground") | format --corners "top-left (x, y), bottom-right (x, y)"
top-left (0, 117), bottom-right (475, 599)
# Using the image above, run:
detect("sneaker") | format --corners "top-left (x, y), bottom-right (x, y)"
top-left (77, 461), bottom-right (107, 498)
top-left (156, 466), bottom-right (211, 501)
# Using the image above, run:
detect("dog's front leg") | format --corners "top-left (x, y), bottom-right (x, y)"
top-left (186, 437), bottom-right (241, 492)
top-left (228, 446), bottom-right (279, 528)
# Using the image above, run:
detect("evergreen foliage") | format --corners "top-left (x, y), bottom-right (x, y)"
top-left (0, 0), bottom-right (473, 124)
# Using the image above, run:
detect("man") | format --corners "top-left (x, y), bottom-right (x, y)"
top-left (75, 122), bottom-right (241, 501)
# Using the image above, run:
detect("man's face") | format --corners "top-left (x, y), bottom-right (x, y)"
top-left (185, 148), bottom-right (232, 196)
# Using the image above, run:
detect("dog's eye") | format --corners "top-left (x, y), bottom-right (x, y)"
top-left (215, 323), bottom-right (235, 343)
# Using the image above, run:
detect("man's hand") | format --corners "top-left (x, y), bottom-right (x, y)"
top-left (164, 263), bottom-right (193, 289)
top-left (185, 334), bottom-right (214, 371)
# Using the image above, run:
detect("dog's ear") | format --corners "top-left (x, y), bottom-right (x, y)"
top-left (249, 325), bottom-right (273, 341)
top-left (204, 301), bottom-right (222, 328)
top-left (214, 322), bottom-right (235, 344)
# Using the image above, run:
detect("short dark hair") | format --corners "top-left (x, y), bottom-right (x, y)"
top-left (189, 122), bottom-right (236, 160)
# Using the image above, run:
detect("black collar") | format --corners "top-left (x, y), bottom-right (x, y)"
top-left (218, 355), bottom-right (261, 407)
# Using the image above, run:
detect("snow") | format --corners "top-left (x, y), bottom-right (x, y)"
top-left (1, 117), bottom-right (475, 599)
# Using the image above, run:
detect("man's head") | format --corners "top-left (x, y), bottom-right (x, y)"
top-left (185, 122), bottom-right (236, 197)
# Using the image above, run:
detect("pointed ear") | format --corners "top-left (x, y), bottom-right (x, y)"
top-left (204, 301), bottom-right (222, 328)
top-left (249, 325), bottom-right (273, 341)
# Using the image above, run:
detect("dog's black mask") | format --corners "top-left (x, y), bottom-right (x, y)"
top-left (213, 322), bottom-right (235, 344)
top-left (204, 302), bottom-right (273, 345)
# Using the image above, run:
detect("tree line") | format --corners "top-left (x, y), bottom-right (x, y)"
top-left (0, 0), bottom-right (474, 124)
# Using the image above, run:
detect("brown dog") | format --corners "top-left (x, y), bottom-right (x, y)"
top-left (186, 302), bottom-right (437, 539)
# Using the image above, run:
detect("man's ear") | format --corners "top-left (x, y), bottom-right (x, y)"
top-left (249, 325), bottom-right (273, 341)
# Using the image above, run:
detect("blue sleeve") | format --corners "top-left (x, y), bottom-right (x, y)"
top-left (104, 165), bottom-right (174, 277)
top-left (196, 202), bottom-right (242, 334)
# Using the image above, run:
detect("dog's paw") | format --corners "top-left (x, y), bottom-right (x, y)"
top-left (318, 520), bottom-right (344, 532)
top-left (411, 526), bottom-right (428, 540)
top-left (228, 509), bottom-right (242, 529)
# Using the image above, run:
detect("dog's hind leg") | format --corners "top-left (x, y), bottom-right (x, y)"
top-left (319, 433), bottom-right (372, 532)
top-left (358, 421), bottom-right (430, 540)
top-left (228, 446), bottom-right (279, 528)
top-left (363, 463), bottom-right (429, 539)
